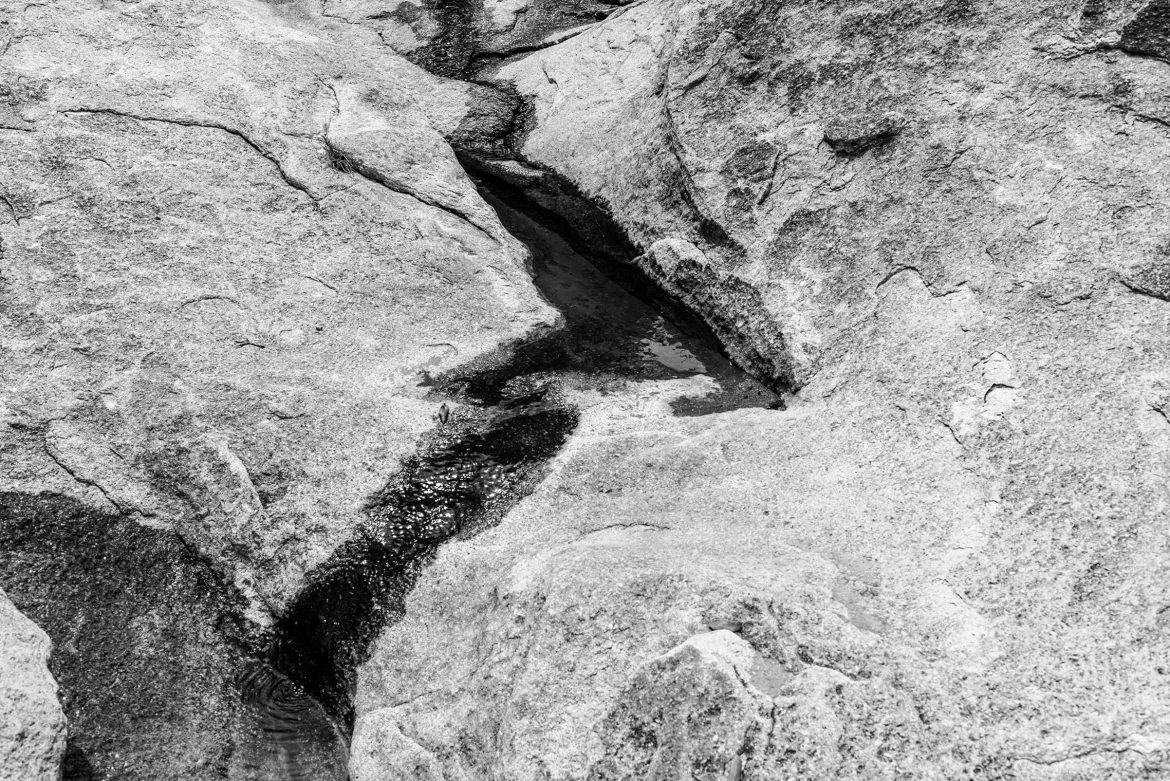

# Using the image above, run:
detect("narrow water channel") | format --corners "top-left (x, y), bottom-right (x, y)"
top-left (0, 178), bottom-right (781, 781)
top-left (242, 181), bottom-right (782, 777)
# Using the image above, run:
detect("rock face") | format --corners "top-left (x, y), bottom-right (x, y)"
top-left (0, 0), bottom-right (547, 775)
top-left (0, 588), bottom-right (65, 781)
top-left (7, 0), bottom-right (1170, 779)
top-left (350, 0), bottom-right (1170, 779)
top-left (0, 0), bottom-right (549, 620)
top-left (323, 0), bottom-right (635, 77)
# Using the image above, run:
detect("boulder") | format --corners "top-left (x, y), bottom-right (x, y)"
top-left (0, 0), bottom-right (552, 620)
top-left (0, 588), bottom-right (65, 781)
top-left (0, 0), bottom-right (551, 775)
top-left (349, 0), bottom-right (1170, 778)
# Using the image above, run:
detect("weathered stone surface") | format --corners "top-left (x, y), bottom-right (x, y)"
top-left (324, 0), bottom-right (630, 77)
top-left (0, 0), bottom-right (552, 620)
top-left (7, 0), bottom-right (1170, 777)
top-left (0, 588), bottom-right (65, 781)
top-left (349, 0), bottom-right (1170, 778)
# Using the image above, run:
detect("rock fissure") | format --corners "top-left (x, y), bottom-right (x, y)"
top-left (323, 136), bottom-right (499, 241)
top-left (41, 445), bottom-right (125, 515)
top-left (261, 175), bottom-right (785, 752)
top-left (0, 1), bottom-right (792, 778)
top-left (13, 0), bottom-right (1169, 777)
top-left (61, 108), bottom-right (321, 203)
top-left (464, 23), bottom-right (599, 71)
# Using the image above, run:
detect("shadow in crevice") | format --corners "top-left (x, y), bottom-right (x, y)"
top-left (268, 404), bottom-right (578, 732)
top-left (458, 180), bottom-right (787, 415)
top-left (2, 129), bottom-right (788, 781)
top-left (263, 158), bottom-right (784, 752)
top-left (62, 741), bottom-right (95, 781)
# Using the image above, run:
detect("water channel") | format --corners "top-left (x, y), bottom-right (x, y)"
top-left (0, 177), bottom-right (781, 781)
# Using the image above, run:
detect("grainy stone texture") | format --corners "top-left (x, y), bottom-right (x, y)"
top-left (323, 0), bottom-right (632, 77)
top-left (0, 0), bottom-right (549, 773)
top-left (6, 0), bottom-right (1170, 778)
top-left (0, 588), bottom-right (65, 781)
top-left (350, 0), bottom-right (1170, 779)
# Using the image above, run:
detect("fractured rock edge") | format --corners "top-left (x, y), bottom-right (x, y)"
top-left (0, 588), bottom-right (66, 781)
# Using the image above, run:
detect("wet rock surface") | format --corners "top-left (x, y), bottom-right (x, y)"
top-left (1, 0), bottom-right (779, 772)
top-left (0, 0), bottom-right (550, 622)
top-left (348, 0), bottom-right (1170, 779)
top-left (264, 167), bottom-right (780, 758)
top-left (6, 0), bottom-right (1170, 778)
top-left (0, 492), bottom-right (256, 780)
top-left (0, 0), bottom-right (550, 775)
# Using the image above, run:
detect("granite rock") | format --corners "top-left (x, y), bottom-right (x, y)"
top-left (349, 0), bottom-right (1170, 778)
top-left (0, 589), bottom-right (65, 781)
top-left (0, 0), bottom-right (552, 620)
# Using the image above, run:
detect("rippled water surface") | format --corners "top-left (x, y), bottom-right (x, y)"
top-left (233, 663), bottom-right (349, 781)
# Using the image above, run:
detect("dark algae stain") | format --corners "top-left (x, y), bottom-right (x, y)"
top-left (1120, 0), bottom-right (1170, 62)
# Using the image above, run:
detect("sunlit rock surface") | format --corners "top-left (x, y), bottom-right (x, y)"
top-left (0, 589), bottom-right (65, 781)
top-left (4, 0), bottom-right (1170, 778)
top-left (0, 0), bottom-right (549, 775)
top-left (351, 0), bottom-right (1170, 778)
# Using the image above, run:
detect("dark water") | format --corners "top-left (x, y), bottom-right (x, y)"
top-left (268, 405), bottom-right (578, 733)
top-left (444, 188), bottom-right (783, 414)
top-left (245, 184), bottom-right (783, 775)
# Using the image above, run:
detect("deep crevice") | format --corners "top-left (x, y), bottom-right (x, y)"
top-left (264, 153), bottom-right (785, 746)
top-left (4, 15), bottom-right (798, 781)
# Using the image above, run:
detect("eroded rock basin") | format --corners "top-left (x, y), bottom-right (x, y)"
top-left (0, 183), bottom-right (780, 779)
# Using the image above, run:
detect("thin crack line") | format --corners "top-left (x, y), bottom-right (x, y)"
top-left (327, 139), bottom-right (498, 242)
top-left (0, 192), bottom-right (22, 225)
top-left (44, 444), bottom-right (126, 513)
top-left (61, 108), bottom-right (321, 204)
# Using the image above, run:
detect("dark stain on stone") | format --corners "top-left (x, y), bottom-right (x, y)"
top-left (1121, 246), bottom-right (1170, 300)
top-left (381, 0), bottom-right (423, 24)
top-left (405, 0), bottom-right (621, 79)
top-left (1120, 0), bottom-right (1170, 61)
top-left (406, 0), bottom-right (487, 78)
top-left (269, 403), bottom-right (578, 730)
top-left (721, 140), bottom-right (777, 183)
top-left (1080, 0), bottom-right (1111, 23)
top-left (823, 113), bottom-right (904, 156)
